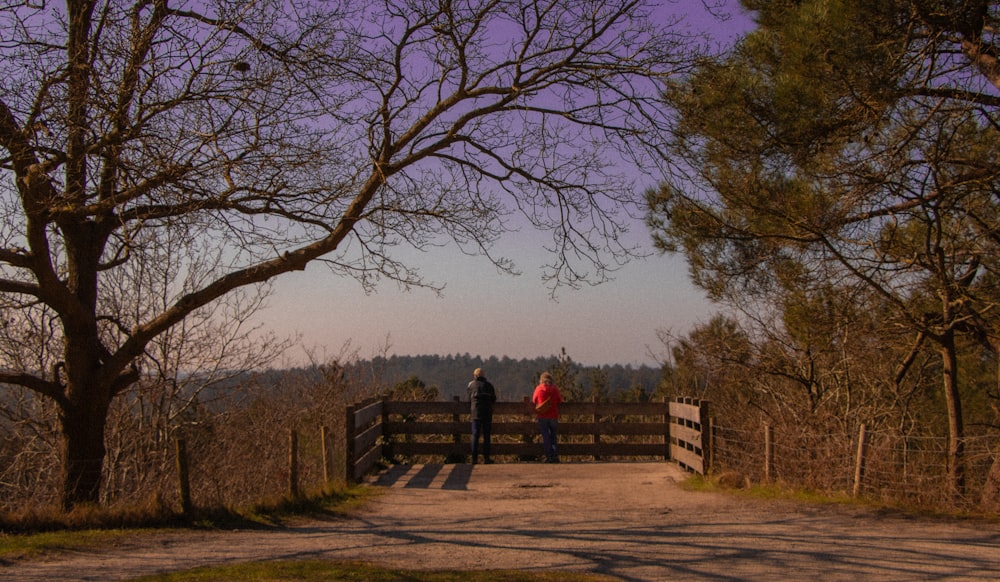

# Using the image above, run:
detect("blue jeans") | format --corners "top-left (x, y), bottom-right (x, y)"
top-left (471, 417), bottom-right (492, 461)
top-left (536, 418), bottom-right (558, 461)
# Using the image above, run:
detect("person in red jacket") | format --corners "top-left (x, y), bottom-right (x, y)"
top-left (532, 371), bottom-right (563, 463)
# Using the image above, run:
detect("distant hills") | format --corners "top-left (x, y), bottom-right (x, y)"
top-left (359, 353), bottom-right (663, 401)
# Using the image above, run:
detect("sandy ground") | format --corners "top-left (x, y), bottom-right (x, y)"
top-left (3, 462), bottom-right (1000, 581)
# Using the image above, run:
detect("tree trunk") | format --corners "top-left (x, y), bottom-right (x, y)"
top-left (940, 330), bottom-right (966, 498)
top-left (59, 388), bottom-right (112, 510)
top-left (984, 455), bottom-right (1000, 511)
top-left (985, 342), bottom-right (1000, 510)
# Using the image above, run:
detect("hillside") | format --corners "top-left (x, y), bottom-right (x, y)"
top-left (362, 353), bottom-right (663, 401)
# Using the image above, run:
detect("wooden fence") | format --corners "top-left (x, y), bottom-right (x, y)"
top-left (337, 396), bottom-right (711, 482)
top-left (671, 397), bottom-right (713, 475)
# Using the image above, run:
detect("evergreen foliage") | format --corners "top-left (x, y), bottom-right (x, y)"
top-left (362, 353), bottom-right (662, 402)
top-left (649, 0), bottom-right (1000, 501)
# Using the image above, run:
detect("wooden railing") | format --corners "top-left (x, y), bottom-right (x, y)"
top-left (670, 397), bottom-right (712, 475)
top-left (337, 396), bottom-right (711, 482)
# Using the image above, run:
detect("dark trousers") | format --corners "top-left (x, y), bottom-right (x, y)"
top-left (471, 417), bottom-right (492, 461)
top-left (537, 418), bottom-right (558, 461)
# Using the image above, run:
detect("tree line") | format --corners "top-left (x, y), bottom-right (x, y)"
top-left (363, 352), bottom-right (663, 403)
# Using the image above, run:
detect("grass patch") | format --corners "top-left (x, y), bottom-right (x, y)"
top-left (0, 527), bottom-right (142, 561)
top-left (207, 484), bottom-right (380, 529)
top-left (133, 560), bottom-right (618, 582)
top-left (685, 472), bottom-right (880, 507)
top-left (683, 473), bottom-right (1000, 523)
top-left (685, 472), bottom-right (864, 504)
top-left (0, 493), bottom-right (187, 533)
top-left (0, 484), bottom-right (376, 561)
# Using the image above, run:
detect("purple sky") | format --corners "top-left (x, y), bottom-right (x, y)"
top-left (252, 1), bottom-right (755, 368)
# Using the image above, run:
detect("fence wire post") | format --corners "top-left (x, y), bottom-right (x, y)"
top-left (337, 404), bottom-right (355, 484)
top-left (853, 423), bottom-right (869, 498)
top-left (764, 423), bottom-right (774, 483)
top-left (175, 437), bottom-right (192, 514)
top-left (321, 425), bottom-right (331, 485)
top-left (288, 428), bottom-right (299, 499)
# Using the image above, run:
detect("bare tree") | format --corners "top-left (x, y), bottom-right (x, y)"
top-left (0, 0), bottom-right (692, 508)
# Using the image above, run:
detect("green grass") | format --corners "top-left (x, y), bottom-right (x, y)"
top-left (0, 527), bottom-right (142, 561)
top-left (132, 560), bottom-right (619, 581)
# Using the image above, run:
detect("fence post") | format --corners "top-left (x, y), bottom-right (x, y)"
top-left (379, 397), bottom-right (392, 462)
top-left (337, 403), bottom-right (356, 483)
top-left (764, 423), bottom-right (774, 483)
top-left (695, 400), bottom-right (712, 475)
top-left (452, 395), bottom-right (463, 461)
top-left (321, 425), bottom-right (332, 485)
top-left (520, 396), bottom-right (535, 461)
top-left (853, 423), bottom-right (869, 498)
top-left (706, 414), bottom-right (715, 476)
top-left (664, 397), bottom-right (672, 461)
top-left (288, 429), bottom-right (299, 498)
top-left (175, 437), bottom-right (192, 514)
top-left (592, 397), bottom-right (601, 461)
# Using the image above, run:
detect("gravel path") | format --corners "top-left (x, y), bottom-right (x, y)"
top-left (3, 462), bottom-right (999, 581)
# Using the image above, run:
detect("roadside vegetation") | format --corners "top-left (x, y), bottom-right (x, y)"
top-left (133, 561), bottom-right (617, 582)
top-left (684, 473), bottom-right (1000, 524)
top-left (0, 484), bottom-right (373, 560)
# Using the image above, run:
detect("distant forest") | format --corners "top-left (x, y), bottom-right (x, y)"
top-left (357, 353), bottom-right (664, 402)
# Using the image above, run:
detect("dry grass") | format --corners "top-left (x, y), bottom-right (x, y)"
top-left (133, 561), bottom-right (618, 582)
top-left (0, 483), bottom-right (375, 562)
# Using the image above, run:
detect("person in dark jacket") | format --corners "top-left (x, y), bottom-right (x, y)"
top-left (467, 367), bottom-right (497, 464)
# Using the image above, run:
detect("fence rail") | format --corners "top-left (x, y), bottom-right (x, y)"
top-left (339, 397), bottom-right (711, 482)
top-left (161, 397), bottom-right (996, 514)
top-left (670, 398), bottom-right (711, 474)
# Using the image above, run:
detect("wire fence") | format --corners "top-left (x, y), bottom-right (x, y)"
top-left (4, 398), bottom-right (997, 515)
top-left (712, 423), bottom-right (999, 510)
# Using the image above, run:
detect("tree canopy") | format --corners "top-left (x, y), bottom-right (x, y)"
top-left (0, 0), bottom-right (695, 508)
top-left (648, 0), bottom-right (1000, 496)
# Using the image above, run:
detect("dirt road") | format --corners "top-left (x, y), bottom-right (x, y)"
top-left (4, 462), bottom-right (1000, 581)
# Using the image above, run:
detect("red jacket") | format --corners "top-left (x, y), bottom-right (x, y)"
top-left (532, 382), bottom-right (563, 419)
